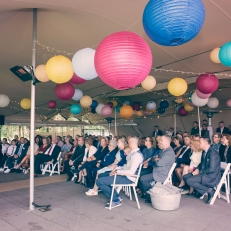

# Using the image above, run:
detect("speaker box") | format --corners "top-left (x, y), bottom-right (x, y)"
top-left (0, 115), bottom-right (5, 125)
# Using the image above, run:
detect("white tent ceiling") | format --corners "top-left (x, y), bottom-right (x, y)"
top-left (0, 0), bottom-right (231, 127)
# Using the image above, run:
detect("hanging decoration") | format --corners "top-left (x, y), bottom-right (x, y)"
top-left (175, 105), bottom-right (181, 113)
top-left (168, 78), bottom-right (188, 96)
top-left (141, 75), bottom-right (156, 90)
top-left (175, 97), bottom-right (183, 104)
top-left (207, 97), bottom-right (219, 109)
top-left (226, 99), bottom-right (231, 108)
top-left (90, 100), bottom-right (98, 109)
top-left (116, 106), bottom-right (121, 113)
top-left (191, 92), bottom-right (209, 107)
top-left (144, 111), bottom-right (152, 116)
top-left (72, 89), bottom-right (83, 101)
top-left (101, 105), bottom-right (112, 116)
top-left (34, 64), bottom-right (49, 82)
top-left (96, 103), bottom-right (105, 115)
top-left (0, 94), bottom-right (10, 108)
top-left (123, 100), bottom-right (130, 105)
top-left (110, 99), bottom-right (118, 107)
top-left (146, 106), bottom-right (156, 113)
top-left (46, 55), bottom-right (73, 84)
top-left (107, 102), bottom-right (114, 108)
top-left (91, 108), bottom-right (96, 114)
top-left (70, 104), bottom-right (82, 114)
top-left (157, 108), bottom-right (165, 114)
top-left (147, 101), bottom-right (156, 111)
top-left (210, 48), bottom-right (221, 64)
top-left (120, 105), bottom-right (133, 119)
top-left (131, 102), bottom-right (141, 111)
top-left (20, 98), bottom-right (31, 110)
top-left (142, 0), bottom-right (205, 46)
top-left (184, 103), bottom-right (194, 112)
top-left (195, 89), bottom-right (211, 99)
top-left (55, 82), bottom-right (75, 101)
top-left (196, 73), bottom-right (219, 94)
top-left (48, 100), bottom-right (57, 109)
top-left (178, 106), bottom-right (188, 117)
top-left (69, 73), bottom-right (87, 85)
top-left (219, 41), bottom-right (231, 67)
top-left (72, 48), bottom-right (98, 80)
top-left (80, 95), bottom-right (92, 108)
top-left (160, 100), bottom-right (169, 109)
top-left (94, 31), bottom-right (152, 90)
top-left (136, 110), bottom-right (144, 117)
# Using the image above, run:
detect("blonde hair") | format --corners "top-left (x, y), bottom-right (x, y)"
top-left (191, 140), bottom-right (202, 152)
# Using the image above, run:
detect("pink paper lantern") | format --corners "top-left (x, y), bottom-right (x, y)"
top-left (69, 73), bottom-right (86, 85)
top-left (48, 100), bottom-right (57, 109)
top-left (227, 99), bottom-right (231, 107)
top-left (95, 31), bottom-right (152, 90)
top-left (178, 106), bottom-right (188, 117)
top-left (196, 89), bottom-right (212, 99)
top-left (101, 105), bottom-right (112, 116)
top-left (196, 73), bottom-right (219, 94)
top-left (55, 82), bottom-right (75, 101)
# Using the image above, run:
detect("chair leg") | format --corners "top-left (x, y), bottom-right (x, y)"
top-left (42, 164), bottom-right (48, 175)
top-left (129, 186), bottom-right (132, 200)
top-left (109, 186), bottom-right (115, 211)
top-left (228, 173), bottom-right (230, 195)
top-left (210, 183), bottom-right (223, 205)
top-left (50, 164), bottom-right (56, 176)
top-left (57, 162), bottom-right (60, 174)
top-left (132, 186), bottom-right (140, 209)
top-left (225, 179), bottom-right (230, 203)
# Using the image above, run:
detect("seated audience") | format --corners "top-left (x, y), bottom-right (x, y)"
top-left (201, 124), bottom-right (210, 139)
top-left (153, 125), bottom-right (163, 138)
top-left (219, 134), bottom-right (231, 163)
top-left (211, 133), bottom-right (222, 152)
top-left (216, 121), bottom-right (229, 135)
top-left (173, 137), bottom-right (183, 157)
top-left (183, 137), bottom-right (221, 204)
top-left (191, 121), bottom-right (199, 135)
top-left (0, 138), bottom-right (9, 171)
top-left (175, 136), bottom-right (191, 166)
top-left (56, 136), bottom-right (64, 148)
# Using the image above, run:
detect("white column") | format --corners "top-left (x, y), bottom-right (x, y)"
top-left (197, 106), bottom-right (201, 136)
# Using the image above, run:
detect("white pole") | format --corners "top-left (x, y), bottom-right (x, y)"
top-left (115, 109), bottom-right (117, 136)
top-left (197, 106), bottom-right (201, 136)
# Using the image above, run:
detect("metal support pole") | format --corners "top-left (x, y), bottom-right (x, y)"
top-left (29, 8), bottom-right (37, 211)
top-left (174, 113), bottom-right (176, 136)
top-left (115, 109), bottom-right (117, 136)
top-left (197, 106), bottom-right (201, 136)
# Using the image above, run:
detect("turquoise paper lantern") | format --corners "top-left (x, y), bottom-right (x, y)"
top-left (143, 0), bottom-right (205, 46)
top-left (70, 104), bottom-right (82, 114)
top-left (219, 41), bottom-right (231, 67)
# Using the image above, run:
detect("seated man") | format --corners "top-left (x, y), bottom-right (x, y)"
top-left (4, 137), bottom-right (29, 173)
top-left (96, 137), bottom-right (143, 209)
top-left (0, 138), bottom-right (9, 171)
top-left (64, 137), bottom-right (85, 181)
top-left (183, 137), bottom-right (221, 204)
top-left (140, 135), bottom-right (175, 202)
top-left (34, 138), bottom-right (61, 176)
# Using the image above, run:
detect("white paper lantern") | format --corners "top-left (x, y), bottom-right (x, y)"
top-left (210, 48), bottom-right (221, 64)
top-left (95, 103), bottom-right (105, 115)
top-left (0, 94), bottom-right (10, 107)
top-left (72, 48), bottom-right (98, 80)
top-left (72, 89), bottom-right (83, 101)
top-left (191, 92), bottom-right (209, 107)
top-left (146, 101), bottom-right (156, 110)
top-left (207, 97), bottom-right (219, 109)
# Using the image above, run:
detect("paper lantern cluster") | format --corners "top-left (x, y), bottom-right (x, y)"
top-left (120, 105), bottom-right (133, 119)
top-left (55, 82), bottom-right (75, 101)
top-left (142, 0), bottom-right (205, 46)
top-left (0, 94), bottom-right (10, 108)
top-left (132, 102), bottom-right (141, 111)
top-left (80, 95), bottom-right (92, 108)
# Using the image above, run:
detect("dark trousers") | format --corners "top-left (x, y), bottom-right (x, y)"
top-left (80, 161), bottom-right (97, 182)
top-left (139, 173), bottom-right (154, 194)
top-left (0, 154), bottom-right (9, 168)
top-left (183, 173), bottom-right (210, 195)
top-left (34, 154), bottom-right (52, 174)
top-left (96, 175), bottom-right (133, 202)
top-left (5, 156), bottom-right (21, 169)
top-left (64, 159), bottom-right (81, 178)
top-left (138, 167), bottom-right (153, 190)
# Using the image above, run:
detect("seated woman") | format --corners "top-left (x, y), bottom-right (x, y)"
top-left (14, 138), bottom-right (39, 174)
top-left (220, 134), bottom-right (231, 164)
top-left (60, 137), bottom-right (73, 172)
top-left (177, 140), bottom-right (202, 193)
top-left (173, 136), bottom-right (184, 158)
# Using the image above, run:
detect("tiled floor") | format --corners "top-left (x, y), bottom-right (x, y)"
top-left (0, 177), bottom-right (231, 231)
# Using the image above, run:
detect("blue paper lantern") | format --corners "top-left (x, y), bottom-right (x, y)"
top-left (157, 108), bottom-right (165, 114)
top-left (219, 42), bottom-right (231, 67)
top-left (160, 100), bottom-right (169, 109)
top-left (116, 106), bottom-right (121, 113)
top-left (91, 108), bottom-right (96, 114)
top-left (143, 0), bottom-right (205, 46)
top-left (123, 100), bottom-right (130, 105)
top-left (90, 100), bottom-right (98, 109)
top-left (70, 104), bottom-right (82, 114)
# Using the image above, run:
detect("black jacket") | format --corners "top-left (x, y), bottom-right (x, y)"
top-left (219, 144), bottom-right (231, 163)
top-left (198, 147), bottom-right (221, 187)
top-left (216, 127), bottom-right (229, 134)
top-left (50, 145), bottom-right (61, 163)
top-left (94, 146), bottom-right (109, 161)
top-left (152, 130), bottom-right (163, 137)
top-left (71, 145), bottom-right (86, 162)
top-left (15, 144), bottom-right (29, 158)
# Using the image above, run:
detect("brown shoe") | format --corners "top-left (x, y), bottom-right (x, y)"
top-left (34, 174), bottom-right (38, 177)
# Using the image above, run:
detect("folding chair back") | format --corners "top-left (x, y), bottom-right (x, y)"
top-left (163, 163), bottom-right (177, 185)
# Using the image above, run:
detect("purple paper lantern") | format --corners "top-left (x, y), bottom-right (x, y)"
top-left (69, 73), bottom-right (87, 85)
top-left (55, 82), bottom-right (75, 101)
top-left (94, 31), bottom-right (152, 90)
top-left (196, 73), bottom-right (219, 94)
top-left (107, 102), bottom-right (114, 108)
top-left (48, 100), bottom-right (57, 109)
top-left (132, 102), bottom-right (141, 111)
top-left (178, 106), bottom-right (188, 117)
top-left (101, 105), bottom-right (112, 116)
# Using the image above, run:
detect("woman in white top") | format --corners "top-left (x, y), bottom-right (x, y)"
top-left (178, 139), bottom-right (202, 193)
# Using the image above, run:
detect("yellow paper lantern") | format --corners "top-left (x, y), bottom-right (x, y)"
top-left (80, 95), bottom-right (92, 108)
top-left (120, 105), bottom-right (133, 119)
top-left (46, 55), bottom-right (74, 84)
top-left (141, 75), bottom-right (156, 90)
top-left (175, 97), bottom-right (183, 104)
top-left (168, 78), bottom-right (188, 96)
top-left (210, 48), bottom-right (221, 64)
top-left (20, 98), bottom-right (31, 110)
top-left (136, 110), bottom-right (144, 117)
top-left (184, 103), bottom-right (194, 112)
top-left (34, 64), bottom-right (49, 82)
top-left (110, 99), bottom-right (118, 107)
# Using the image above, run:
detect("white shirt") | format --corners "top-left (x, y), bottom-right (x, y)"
top-left (44, 145), bottom-right (56, 155)
top-left (1, 143), bottom-right (9, 154)
top-left (6, 145), bottom-right (17, 156)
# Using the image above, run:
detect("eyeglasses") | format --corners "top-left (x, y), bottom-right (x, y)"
top-left (213, 136), bottom-right (219, 138)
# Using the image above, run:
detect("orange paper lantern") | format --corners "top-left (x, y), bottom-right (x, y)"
top-left (120, 105), bottom-right (133, 118)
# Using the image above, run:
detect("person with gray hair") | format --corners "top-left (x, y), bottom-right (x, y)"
top-left (139, 135), bottom-right (175, 203)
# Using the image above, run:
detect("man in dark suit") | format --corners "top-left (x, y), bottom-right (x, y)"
top-left (216, 121), bottom-right (229, 135)
top-left (152, 125), bottom-right (163, 138)
top-left (34, 138), bottom-right (61, 176)
top-left (64, 136), bottom-right (85, 181)
top-left (93, 135), bottom-right (101, 149)
top-left (183, 137), bottom-right (221, 204)
top-left (140, 135), bottom-right (175, 202)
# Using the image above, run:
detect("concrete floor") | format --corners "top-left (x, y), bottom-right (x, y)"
top-left (0, 180), bottom-right (231, 231)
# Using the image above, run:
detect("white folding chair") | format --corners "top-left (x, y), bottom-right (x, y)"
top-left (109, 164), bottom-right (143, 210)
top-left (210, 162), bottom-right (230, 205)
top-left (163, 163), bottom-right (177, 185)
top-left (42, 152), bottom-right (62, 176)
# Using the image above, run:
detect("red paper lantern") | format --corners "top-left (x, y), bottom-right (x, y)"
top-left (196, 73), bottom-right (219, 94)
top-left (69, 73), bottom-right (86, 85)
top-left (196, 89), bottom-right (211, 99)
top-left (95, 31), bottom-right (152, 90)
top-left (55, 82), bottom-right (75, 101)
top-left (48, 100), bottom-right (57, 109)
top-left (178, 106), bottom-right (188, 117)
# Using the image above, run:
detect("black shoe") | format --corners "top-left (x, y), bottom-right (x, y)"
top-left (195, 192), bottom-right (203, 198)
top-left (141, 194), bottom-right (146, 199)
top-left (66, 177), bottom-right (72, 181)
top-left (206, 189), bottom-right (215, 204)
top-left (145, 199), bottom-right (151, 203)
top-left (75, 180), bottom-right (81, 184)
